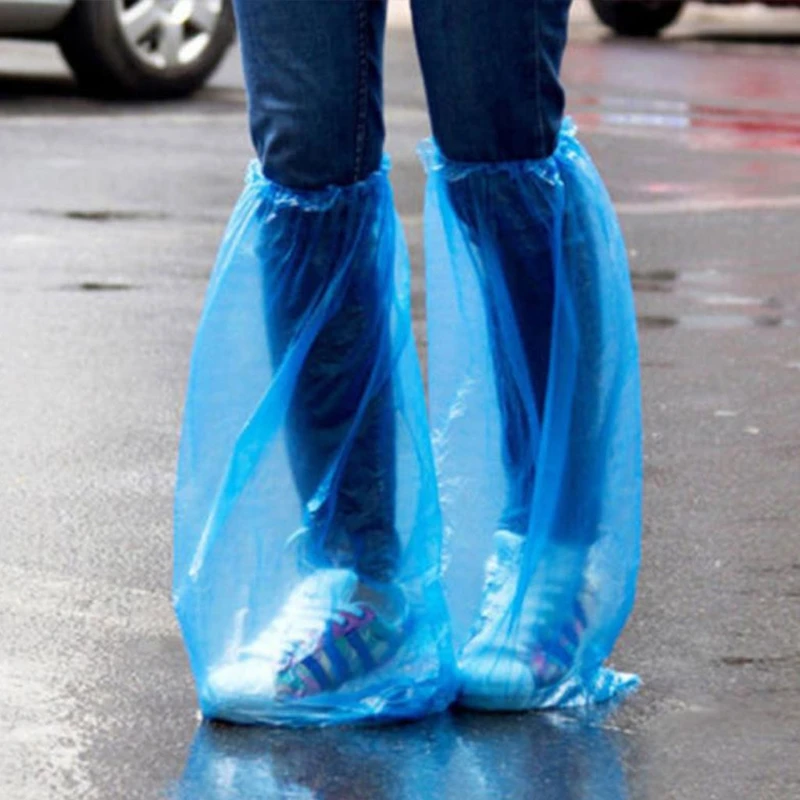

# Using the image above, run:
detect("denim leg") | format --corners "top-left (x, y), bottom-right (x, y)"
top-left (233, 0), bottom-right (387, 189)
top-left (411, 0), bottom-right (571, 163)
top-left (412, 0), bottom-right (571, 537)
top-left (232, 0), bottom-right (398, 582)
top-left (475, 192), bottom-right (555, 536)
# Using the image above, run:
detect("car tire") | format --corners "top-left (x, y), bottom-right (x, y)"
top-left (58, 0), bottom-right (236, 99)
top-left (589, 0), bottom-right (685, 37)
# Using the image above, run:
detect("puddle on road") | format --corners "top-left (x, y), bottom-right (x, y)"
top-left (638, 313), bottom-right (786, 331)
top-left (65, 210), bottom-right (167, 223)
top-left (717, 653), bottom-right (800, 669)
top-left (571, 93), bottom-right (800, 156)
top-left (638, 315), bottom-right (678, 330)
top-left (59, 281), bottom-right (136, 292)
top-left (632, 267), bottom-right (795, 331)
top-left (631, 269), bottom-right (678, 294)
top-left (31, 208), bottom-right (169, 223)
top-left (169, 705), bottom-right (632, 800)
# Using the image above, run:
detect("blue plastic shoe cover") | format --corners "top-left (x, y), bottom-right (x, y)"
top-left (422, 120), bottom-right (642, 709)
top-left (174, 158), bottom-right (455, 726)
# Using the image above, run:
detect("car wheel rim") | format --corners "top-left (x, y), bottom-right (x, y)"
top-left (115, 0), bottom-right (223, 70)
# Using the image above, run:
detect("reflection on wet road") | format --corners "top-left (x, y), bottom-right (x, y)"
top-left (632, 266), bottom-right (794, 330)
top-left (171, 707), bottom-right (630, 800)
top-left (562, 35), bottom-right (800, 348)
top-left (573, 95), bottom-right (800, 157)
top-left (1, 8), bottom-right (799, 800)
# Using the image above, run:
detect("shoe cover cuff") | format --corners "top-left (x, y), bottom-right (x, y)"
top-left (418, 118), bottom-right (580, 182)
top-left (244, 155), bottom-right (392, 212)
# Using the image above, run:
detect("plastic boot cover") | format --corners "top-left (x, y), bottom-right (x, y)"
top-left (174, 158), bottom-right (455, 726)
top-left (422, 120), bottom-right (642, 710)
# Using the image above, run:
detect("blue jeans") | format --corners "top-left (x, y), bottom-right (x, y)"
top-left (232, 0), bottom-right (572, 580)
top-left (234, 0), bottom-right (570, 188)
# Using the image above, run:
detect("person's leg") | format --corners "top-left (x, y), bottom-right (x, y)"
top-left (412, 0), bottom-right (570, 539)
top-left (412, 0), bottom-right (569, 165)
top-left (220, 0), bottom-right (408, 700)
top-left (414, 0), bottom-right (641, 709)
top-left (234, 0), bottom-right (399, 585)
top-left (236, 0), bottom-right (386, 190)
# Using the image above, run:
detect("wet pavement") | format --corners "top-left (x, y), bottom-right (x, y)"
top-left (1, 4), bottom-right (799, 799)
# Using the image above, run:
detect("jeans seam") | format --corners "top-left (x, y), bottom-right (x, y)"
top-left (531, 2), bottom-right (546, 156)
top-left (354, 1), bottom-right (369, 182)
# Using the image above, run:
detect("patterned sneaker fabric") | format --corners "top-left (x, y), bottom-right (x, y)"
top-left (275, 597), bottom-right (408, 699)
top-left (460, 530), bottom-right (590, 695)
top-left (529, 597), bottom-right (588, 686)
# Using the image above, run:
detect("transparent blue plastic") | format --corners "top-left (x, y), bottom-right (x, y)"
top-left (423, 121), bottom-right (642, 710)
top-left (174, 158), bottom-right (456, 726)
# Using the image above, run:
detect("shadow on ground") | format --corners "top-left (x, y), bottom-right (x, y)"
top-left (0, 72), bottom-right (244, 115)
top-left (591, 29), bottom-right (800, 47)
top-left (680, 31), bottom-right (800, 45)
top-left (0, 71), bottom-right (77, 98)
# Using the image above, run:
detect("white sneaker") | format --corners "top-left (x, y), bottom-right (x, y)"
top-left (208, 569), bottom-right (409, 704)
top-left (458, 531), bottom-right (590, 710)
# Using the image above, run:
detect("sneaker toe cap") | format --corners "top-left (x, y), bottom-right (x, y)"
top-left (457, 651), bottom-right (535, 711)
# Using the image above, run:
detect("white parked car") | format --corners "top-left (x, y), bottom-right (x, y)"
top-left (0, 0), bottom-right (235, 98)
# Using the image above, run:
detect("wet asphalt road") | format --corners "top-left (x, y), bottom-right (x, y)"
top-left (2, 4), bottom-right (800, 799)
